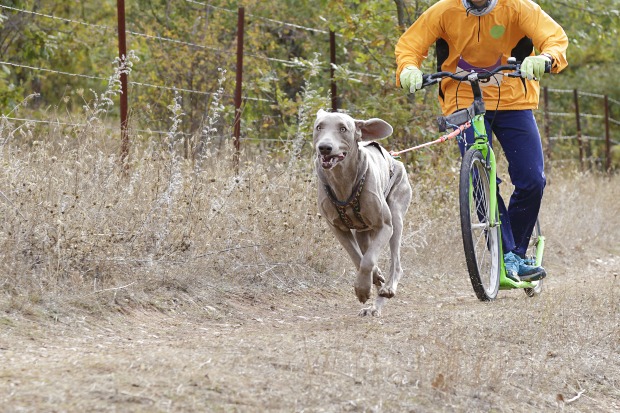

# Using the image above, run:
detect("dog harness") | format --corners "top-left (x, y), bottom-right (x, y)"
top-left (321, 142), bottom-right (395, 231)
top-left (323, 172), bottom-right (368, 230)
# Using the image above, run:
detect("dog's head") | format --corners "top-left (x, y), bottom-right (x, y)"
top-left (313, 109), bottom-right (393, 170)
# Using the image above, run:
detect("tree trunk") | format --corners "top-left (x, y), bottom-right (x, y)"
top-left (394, 0), bottom-right (408, 30)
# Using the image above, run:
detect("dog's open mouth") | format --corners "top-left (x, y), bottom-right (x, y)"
top-left (319, 152), bottom-right (347, 169)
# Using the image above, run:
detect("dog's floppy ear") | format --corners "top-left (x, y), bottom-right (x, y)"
top-left (316, 108), bottom-right (328, 118)
top-left (355, 118), bottom-right (393, 141)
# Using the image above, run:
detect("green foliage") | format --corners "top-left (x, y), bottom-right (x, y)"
top-left (0, 0), bottom-right (617, 170)
top-left (538, 0), bottom-right (620, 94)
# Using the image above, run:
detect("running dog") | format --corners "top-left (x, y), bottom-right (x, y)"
top-left (313, 109), bottom-right (412, 316)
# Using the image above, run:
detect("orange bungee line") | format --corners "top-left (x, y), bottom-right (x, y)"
top-left (389, 121), bottom-right (471, 158)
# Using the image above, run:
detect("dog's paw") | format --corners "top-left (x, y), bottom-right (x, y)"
top-left (378, 285), bottom-right (396, 298)
top-left (372, 268), bottom-right (385, 286)
top-left (354, 285), bottom-right (372, 303)
top-left (358, 306), bottom-right (381, 317)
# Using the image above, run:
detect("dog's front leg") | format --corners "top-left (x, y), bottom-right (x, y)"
top-left (327, 224), bottom-right (363, 271)
top-left (355, 225), bottom-right (392, 304)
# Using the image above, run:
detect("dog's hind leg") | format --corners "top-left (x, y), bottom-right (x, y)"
top-left (359, 296), bottom-right (387, 317)
top-left (378, 219), bottom-right (404, 298)
top-left (379, 184), bottom-right (411, 299)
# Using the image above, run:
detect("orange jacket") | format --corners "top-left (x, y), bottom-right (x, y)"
top-left (395, 0), bottom-right (568, 115)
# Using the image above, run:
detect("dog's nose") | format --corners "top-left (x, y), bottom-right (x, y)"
top-left (318, 144), bottom-right (332, 155)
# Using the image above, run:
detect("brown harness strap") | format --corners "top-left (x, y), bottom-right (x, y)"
top-left (323, 172), bottom-right (368, 230)
top-left (318, 142), bottom-right (396, 231)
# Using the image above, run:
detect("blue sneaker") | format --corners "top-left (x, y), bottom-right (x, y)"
top-left (504, 252), bottom-right (546, 282)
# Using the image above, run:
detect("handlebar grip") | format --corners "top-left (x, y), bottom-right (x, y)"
top-left (545, 60), bottom-right (552, 73)
top-left (421, 74), bottom-right (439, 88)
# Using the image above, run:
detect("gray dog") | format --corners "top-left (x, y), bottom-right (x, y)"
top-left (313, 109), bottom-right (412, 316)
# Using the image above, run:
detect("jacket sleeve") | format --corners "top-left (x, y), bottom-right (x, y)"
top-left (517, 0), bottom-right (568, 73)
top-left (395, 8), bottom-right (443, 86)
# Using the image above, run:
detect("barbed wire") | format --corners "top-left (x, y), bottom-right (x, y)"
top-left (184, 0), bottom-right (329, 35)
top-left (0, 61), bottom-right (108, 81)
top-left (550, 134), bottom-right (619, 144)
top-left (242, 53), bottom-right (382, 80)
top-left (0, 4), bottom-right (227, 54)
top-left (3, 3), bottom-right (617, 162)
top-left (1, 116), bottom-right (279, 140)
top-left (579, 91), bottom-right (606, 99)
top-left (183, 0), bottom-right (376, 56)
top-left (1, 116), bottom-right (84, 127)
top-left (547, 87), bottom-right (620, 106)
top-left (1, 116), bottom-right (191, 137)
top-left (0, 4), bottom-right (110, 30)
top-left (538, 109), bottom-right (619, 125)
top-left (554, 1), bottom-right (616, 17)
top-left (0, 61), bottom-right (276, 103)
top-left (546, 110), bottom-right (619, 125)
top-left (3, 3), bottom-right (379, 83)
top-left (3, 4), bottom-right (614, 92)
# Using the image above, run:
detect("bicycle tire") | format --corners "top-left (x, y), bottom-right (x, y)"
top-left (524, 220), bottom-right (544, 297)
top-left (459, 149), bottom-right (501, 301)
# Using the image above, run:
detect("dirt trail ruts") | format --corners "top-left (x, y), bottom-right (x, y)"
top-left (1, 255), bottom-right (619, 412)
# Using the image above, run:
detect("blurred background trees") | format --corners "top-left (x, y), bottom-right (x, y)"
top-left (1, 0), bottom-right (618, 168)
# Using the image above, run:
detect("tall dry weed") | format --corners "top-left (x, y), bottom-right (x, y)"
top-left (1, 54), bottom-right (618, 318)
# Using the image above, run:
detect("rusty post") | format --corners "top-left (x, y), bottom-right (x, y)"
top-left (117, 0), bottom-right (129, 166)
top-left (604, 95), bottom-right (611, 173)
top-left (233, 7), bottom-right (245, 173)
top-left (543, 86), bottom-right (551, 164)
top-left (573, 89), bottom-right (584, 171)
top-left (329, 30), bottom-right (337, 112)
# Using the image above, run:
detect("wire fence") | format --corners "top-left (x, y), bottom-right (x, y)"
top-left (1, 2), bottom-right (619, 171)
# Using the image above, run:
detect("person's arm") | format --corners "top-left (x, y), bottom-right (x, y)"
top-left (395, 8), bottom-right (443, 87)
top-left (517, 0), bottom-right (568, 73)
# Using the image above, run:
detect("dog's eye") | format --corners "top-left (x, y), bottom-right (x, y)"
top-left (339, 126), bottom-right (347, 133)
top-left (316, 125), bottom-right (322, 131)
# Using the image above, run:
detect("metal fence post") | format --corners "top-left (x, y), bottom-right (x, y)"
top-left (573, 89), bottom-right (584, 170)
top-left (117, 0), bottom-right (129, 166)
top-left (233, 7), bottom-right (245, 173)
top-left (604, 95), bottom-right (611, 173)
top-left (330, 30), bottom-right (337, 112)
top-left (543, 86), bottom-right (551, 164)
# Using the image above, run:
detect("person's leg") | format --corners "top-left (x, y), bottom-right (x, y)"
top-left (490, 110), bottom-right (546, 257)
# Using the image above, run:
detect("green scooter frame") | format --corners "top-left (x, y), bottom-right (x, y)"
top-left (468, 113), bottom-right (545, 292)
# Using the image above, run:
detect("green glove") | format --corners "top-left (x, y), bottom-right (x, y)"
top-left (400, 66), bottom-right (423, 93)
top-left (521, 55), bottom-right (551, 80)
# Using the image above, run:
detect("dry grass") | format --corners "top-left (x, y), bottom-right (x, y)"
top-left (0, 116), bottom-right (333, 310)
top-left (1, 111), bottom-right (619, 412)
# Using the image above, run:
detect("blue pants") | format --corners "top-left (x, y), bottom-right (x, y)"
top-left (458, 110), bottom-right (546, 257)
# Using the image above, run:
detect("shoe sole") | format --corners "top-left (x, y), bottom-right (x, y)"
top-left (518, 269), bottom-right (547, 282)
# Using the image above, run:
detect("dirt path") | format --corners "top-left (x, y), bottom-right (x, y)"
top-left (1, 253), bottom-right (619, 412)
